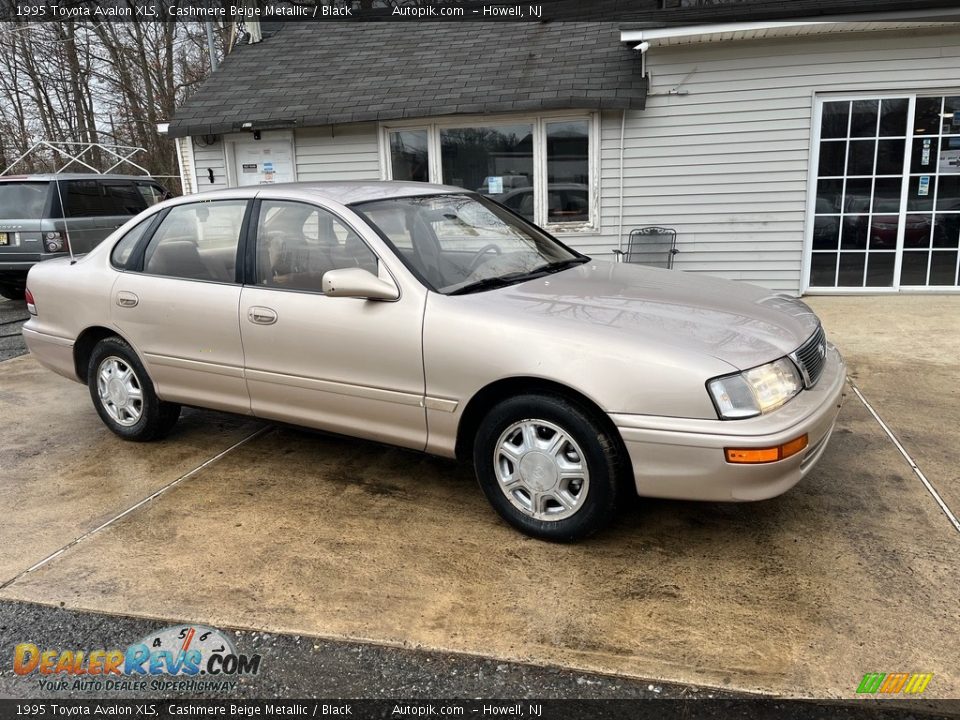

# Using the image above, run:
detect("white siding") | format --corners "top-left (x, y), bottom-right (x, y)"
top-left (613, 28), bottom-right (960, 293)
top-left (190, 137), bottom-right (228, 192)
top-left (295, 124), bottom-right (380, 181)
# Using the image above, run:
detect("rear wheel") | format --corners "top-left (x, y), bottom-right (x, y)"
top-left (87, 337), bottom-right (180, 441)
top-left (0, 282), bottom-right (25, 301)
top-left (473, 394), bottom-right (626, 541)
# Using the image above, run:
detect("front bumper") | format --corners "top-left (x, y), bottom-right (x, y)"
top-left (612, 345), bottom-right (846, 502)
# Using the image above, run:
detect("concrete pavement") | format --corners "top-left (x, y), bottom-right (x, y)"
top-left (1, 295), bottom-right (958, 700)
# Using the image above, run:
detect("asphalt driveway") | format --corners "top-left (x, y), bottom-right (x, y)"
top-left (0, 295), bottom-right (957, 700)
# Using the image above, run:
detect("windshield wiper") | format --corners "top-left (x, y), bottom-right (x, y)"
top-left (448, 272), bottom-right (537, 296)
top-left (448, 257), bottom-right (589, 296)
top-left (531, 257), bottom-right (590, 274)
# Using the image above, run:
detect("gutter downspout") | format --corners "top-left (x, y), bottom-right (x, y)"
top-left (616, 108), bottom-right (626, 254)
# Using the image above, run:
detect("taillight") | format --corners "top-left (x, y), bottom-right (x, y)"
top-left (25, 288), bottom-right (37, 316)
top-left (43, 231), bottom-right (68, 253)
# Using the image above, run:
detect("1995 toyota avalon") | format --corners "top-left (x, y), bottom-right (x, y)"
top-left (23, 182), bottom-right (844, 541)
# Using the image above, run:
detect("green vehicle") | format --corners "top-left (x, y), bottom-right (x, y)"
top-left (0, 174), bottom-right (171, 300)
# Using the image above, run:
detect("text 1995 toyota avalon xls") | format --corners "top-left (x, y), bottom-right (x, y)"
top-left (23, 182), bottom-right (845, 541)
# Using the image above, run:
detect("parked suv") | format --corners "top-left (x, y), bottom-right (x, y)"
top-left (0, 174), bottom-right (171, 300)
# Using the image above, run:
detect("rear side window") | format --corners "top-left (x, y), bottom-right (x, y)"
top-left (142, 201), bottom-right (246, 282)
top-left (0, 182), bottom-right (50, 219)
top-left (102, 181), bottom-right (148, 215)
top-left (62, 180), bottom-right (115, 217)
top-left (110, 216), bottom-right (155, 269)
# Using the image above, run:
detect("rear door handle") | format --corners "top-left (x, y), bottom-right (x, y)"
top-left (116, 291), bottom-right (139, 308)
top-left (248, 306), bottom-right (278, 325)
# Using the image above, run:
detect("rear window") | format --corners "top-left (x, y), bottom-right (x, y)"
top-left (0, 182), bottom-right (50, 219)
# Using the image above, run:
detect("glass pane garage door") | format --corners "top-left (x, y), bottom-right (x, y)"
top-left (810, 95), bottom-right (960, 289)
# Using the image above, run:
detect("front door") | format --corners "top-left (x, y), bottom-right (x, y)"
top-left (111, 198), bottom-right (251, 414)
top-left (238, 199), bottom-right (427, 450)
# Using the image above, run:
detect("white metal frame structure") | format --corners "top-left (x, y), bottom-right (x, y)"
top-left (1, 141), bottom-right (150, 177)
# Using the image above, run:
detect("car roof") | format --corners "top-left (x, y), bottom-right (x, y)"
top-left (167, 181), bottom-right (468, 206)
top-left (0, 174), bottom-right (161, 182)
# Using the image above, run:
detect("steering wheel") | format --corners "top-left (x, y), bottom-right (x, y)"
top-left (466, 244), bottom-right (502, 273)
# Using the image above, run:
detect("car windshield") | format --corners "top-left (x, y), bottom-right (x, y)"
top-left (352, 193), bottom-right (586, 294)
top-left (0, 182), bottom-right (50, 219)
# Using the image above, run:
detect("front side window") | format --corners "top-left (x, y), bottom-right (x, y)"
top-left (354, 193), bottom-right (585, 294)
top-left (255, 200), bottom-right (377, 292)
top-left (136, 182), bottom-right (169, 207)
top-left (143, 200), bottom-right (246, 282)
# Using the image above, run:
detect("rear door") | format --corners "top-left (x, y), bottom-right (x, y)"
top-left (54, 179), bottom-right (115, 254)
top-left (111, 199), bottom-right (251, 414)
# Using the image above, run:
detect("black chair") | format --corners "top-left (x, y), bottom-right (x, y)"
top-left (613, 227), bottom-right (679, 269)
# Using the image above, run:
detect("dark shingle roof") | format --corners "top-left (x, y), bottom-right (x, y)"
top-left (168, 23), bottom-right (646, 138)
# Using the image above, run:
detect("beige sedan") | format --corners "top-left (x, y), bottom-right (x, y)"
top-left (23, 182), bottom-right (844, 541)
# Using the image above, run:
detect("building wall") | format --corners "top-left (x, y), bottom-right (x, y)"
top-left (190, 137), bottom-right (229, 192)
top-left (295, 124), bottom-right (381, 181)
top-left (178, 27), bottom-right (959, 294)
top-left (629, 28), bottom-right (960, 293)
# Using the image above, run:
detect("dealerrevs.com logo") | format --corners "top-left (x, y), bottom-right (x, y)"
top-left (14, 624), bottom-right (262, 693)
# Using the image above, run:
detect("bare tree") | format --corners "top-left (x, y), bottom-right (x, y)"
top-left (0, 17), bottom-right (215, 191)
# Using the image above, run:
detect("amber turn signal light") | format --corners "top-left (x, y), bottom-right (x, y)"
top-left (725, 434), bottom-right (808, 464)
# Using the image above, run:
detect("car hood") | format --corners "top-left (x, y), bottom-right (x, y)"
top-left (482, 260), bottom-right (820, 371)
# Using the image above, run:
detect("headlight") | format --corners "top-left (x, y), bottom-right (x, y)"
top-left (707, 358), bottom-right (803, 419)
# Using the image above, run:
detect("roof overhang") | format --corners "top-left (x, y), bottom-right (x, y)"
top-left (621, 9), bottom-right (960, 47)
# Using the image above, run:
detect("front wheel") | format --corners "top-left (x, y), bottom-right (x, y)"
top-left (88, 336), bottom-right (181, 441)
top-left (473, 394), bottom-right (626, 541)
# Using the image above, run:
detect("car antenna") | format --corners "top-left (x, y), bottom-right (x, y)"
top-left (53, 175), bottom-right (76, 265)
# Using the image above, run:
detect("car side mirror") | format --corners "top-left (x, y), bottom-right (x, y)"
top-left (322, 268), bottom-right (399, 301)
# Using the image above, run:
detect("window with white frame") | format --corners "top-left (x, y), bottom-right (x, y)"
top-left (809, 94), bottom-right (960, 290)
top-left (383, 114), bottom-right (596, 230)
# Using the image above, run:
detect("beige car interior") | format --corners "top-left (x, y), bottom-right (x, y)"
top-left (257, 202), bottom-right (378, 292)
top-left (143, 204), bottom-right (240, 283)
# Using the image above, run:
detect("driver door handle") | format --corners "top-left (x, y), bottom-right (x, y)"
top-left (248, 306), bottom-right (278, 325)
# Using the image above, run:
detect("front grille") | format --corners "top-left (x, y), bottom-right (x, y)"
top-left (791, 325), bottom-right (827, 388)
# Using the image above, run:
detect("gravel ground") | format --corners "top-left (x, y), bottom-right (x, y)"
top-left (2, 601), bottom-right (954, 720)
top-left (0, 297), bottom-right (28, 362)
top-left (0, 599), bottom-right (733, 701)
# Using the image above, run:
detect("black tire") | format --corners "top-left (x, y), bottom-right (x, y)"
top-left (473, 393), bottom-right (626, 542)
top-left (87, 336), bottom-right (181, 441)
top-left (0, 283), bottom-right (25, 301)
